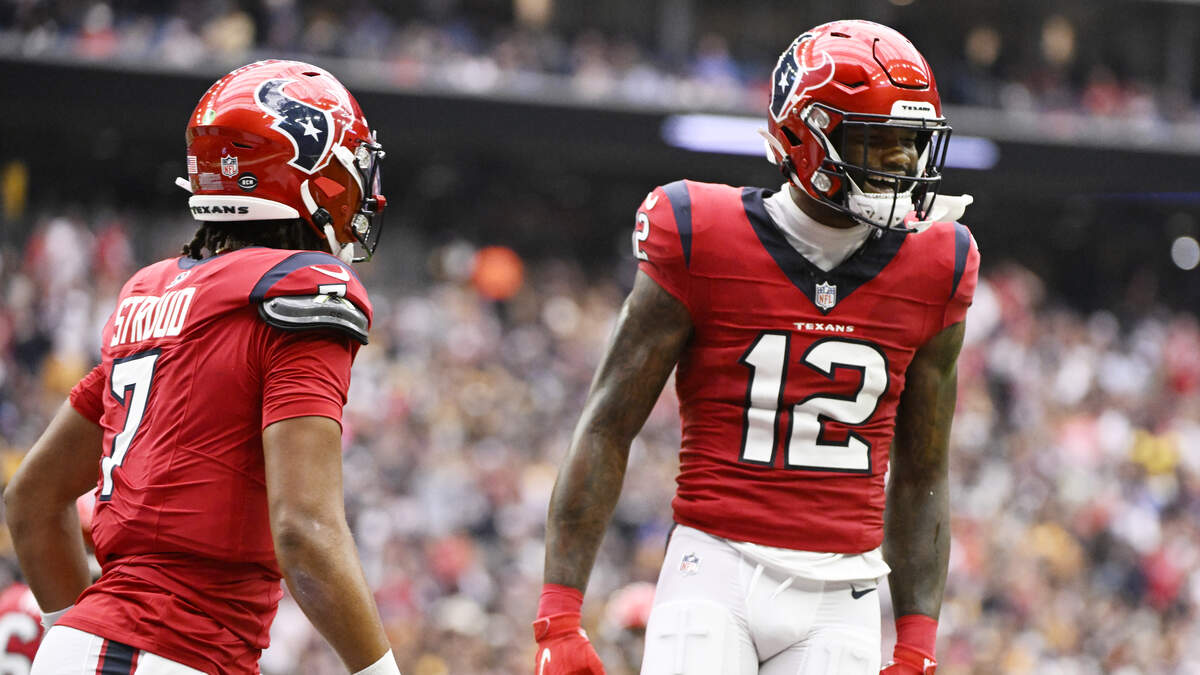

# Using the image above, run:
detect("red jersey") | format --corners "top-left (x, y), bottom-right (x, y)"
top-left (0, 584), bottom-right (42, 672)
top-left (635, 181), bottom-right (978, 554)
top-left (61, 247), bottom-right (373, 674)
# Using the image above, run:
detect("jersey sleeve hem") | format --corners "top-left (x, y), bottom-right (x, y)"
top-left (261, 402), bottom-right (345, 432)
top-left (68, 364), bottom-right (106, 424)
top-left (638, 260), bottom-right (691, 311)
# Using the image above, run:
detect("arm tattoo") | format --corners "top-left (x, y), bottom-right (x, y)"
top-left (884, 321), bottom-right (965, 619)
top-left (543, 272), bottom-right (692, 591)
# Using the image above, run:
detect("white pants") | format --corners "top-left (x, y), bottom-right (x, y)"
top-left (641, 526), bottom-right (882, 675)
top-left (31, 627), bottom-right (205, 675)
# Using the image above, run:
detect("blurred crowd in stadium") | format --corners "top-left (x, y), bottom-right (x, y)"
top-left (1, 0), bottom-right (1196, 122)
top-left (4, 1), bottom-right (1200, 673)
top-left (0, 209), bottom-right (1197, 674)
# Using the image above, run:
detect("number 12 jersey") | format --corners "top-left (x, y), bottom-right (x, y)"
top-left (635, 180), bottom-right (978, 554)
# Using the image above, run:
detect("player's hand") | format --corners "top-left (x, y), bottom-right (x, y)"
top-left (533, 612), bottom-right (606, 675)
top-left (881, 643), bottom-right (936, 674)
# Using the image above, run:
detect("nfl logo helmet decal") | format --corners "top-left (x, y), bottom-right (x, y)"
top-left (220, 155), bottom-right (238, 178)
top-left (770, 33), bottom-right (836, 124)
top-left (815, 281), bottom-right (838, 310)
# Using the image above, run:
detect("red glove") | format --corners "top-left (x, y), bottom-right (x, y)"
top-left (880, 643), bottom-right (936, 674)
top-left (881, 614), bottom-right (937, 674)
top-left (533, 612), bottom-right (606, 675)
top-left (533, 584), bottom-right (605, 675)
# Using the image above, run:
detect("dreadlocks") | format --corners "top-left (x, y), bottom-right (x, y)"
top-left (181, 219), bottom-right (327, 260)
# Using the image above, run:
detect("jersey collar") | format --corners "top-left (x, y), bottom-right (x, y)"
top-left (741, 186), bottom-right (907, 315)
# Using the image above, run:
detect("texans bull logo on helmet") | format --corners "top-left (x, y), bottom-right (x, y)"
top-left (770, 33), bottom-right (835, 123)
top-left (254, 78), bottom-right (338, 174)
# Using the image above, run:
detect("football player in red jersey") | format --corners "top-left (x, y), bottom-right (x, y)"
top-left (536, 20), bottom-right (978, 675)
top-left (0, 499), bottom-right (102, 675)
top-left (0, 583), bottom-right (43, 675)
top-left (5, 60), bottom-right (400, 675)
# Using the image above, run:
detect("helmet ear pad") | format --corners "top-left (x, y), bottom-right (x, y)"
top-left (303, 154), bottom-right (364, 246)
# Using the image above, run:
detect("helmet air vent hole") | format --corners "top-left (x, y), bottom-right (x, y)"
top-left (781, 127), bottom-right (802, 145)
top-left (831, 32), bottom-right (851, 38)
top-left (302, 71), bottom-right (321, 77)
top-left (232, 142), bottom-right (253, 149)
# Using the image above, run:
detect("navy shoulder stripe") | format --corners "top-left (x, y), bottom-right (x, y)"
top-left (662, 180), bottom-right (693, 267)
top-left (249, 251), bottom-right (358, 303)
top-left (951, 223), bottom-right (971, 300)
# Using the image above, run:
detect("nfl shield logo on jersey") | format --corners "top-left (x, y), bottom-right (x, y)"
top-left (815, 281), bottom-right (838, 310)
top-left (221, 155), bottom-right (239, 178)
top-left (679, 552), bottom-right (701, 576)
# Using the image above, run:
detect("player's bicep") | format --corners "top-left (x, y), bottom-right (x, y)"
top-left (890, 320), bottom-right (965, 479)
top-left (576, 270), bottom-right (692, 444)
top-left (262, 416), bottom-right (347, 531)
top-left (7, 402), bottom-right (104, 508)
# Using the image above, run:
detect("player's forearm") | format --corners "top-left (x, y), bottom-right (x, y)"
top-left (274, 522), bottom-right (391, 672)
top-left (885, 323), bottom-right (962, 619)
top-left (5, 500), bottom-right (91, 612)
top-left (883, 469), bottom-right (950, 618)
top-left (543, 428), bottom-right (631, 592)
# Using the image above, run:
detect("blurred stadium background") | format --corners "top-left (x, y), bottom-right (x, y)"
top-left (3, 0), bottom-right (1200, 673)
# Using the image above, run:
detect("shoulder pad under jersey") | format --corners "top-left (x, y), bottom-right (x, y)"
top-left (258, 293), bottom-right (369, 344)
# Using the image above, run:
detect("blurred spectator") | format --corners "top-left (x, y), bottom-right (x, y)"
top-left (4, 1), bottom-right (1199, 121)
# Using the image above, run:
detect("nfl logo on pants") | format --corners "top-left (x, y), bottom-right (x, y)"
top-left (221, 155), bottom-right (239, 178)
top-left (815, 281), bottom-right (838, 310)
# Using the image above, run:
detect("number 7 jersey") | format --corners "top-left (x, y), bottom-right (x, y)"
top-left (62, 246), bottom-right (372, 673)
top-left (635, 181), bottom-right (978, 554)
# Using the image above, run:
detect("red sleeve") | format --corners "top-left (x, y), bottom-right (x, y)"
top-left (249, 251), bottom-right (374, 327)
top-left (634, 182), bottom-right (693, 311)
top-left (69, 364), bottom-right (106, 424)
top-left (943, 223), bottom-right (980, 328)
top-left (261, 329), bottom-right (359, 430)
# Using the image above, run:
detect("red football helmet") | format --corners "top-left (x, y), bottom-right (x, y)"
top-left (183, 60), bottom-right (386, 261)
top-left (764, 20), bottom-right (951, 230)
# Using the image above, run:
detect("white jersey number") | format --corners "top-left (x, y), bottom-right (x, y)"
top-left (739, 334), bottom-right (888, 472)
top-left (632, 212), bottom-right (651, 261)
top-left (0, 611), bottom-right (37, 675)
top-left (100, 350), bottom-right (161, 500)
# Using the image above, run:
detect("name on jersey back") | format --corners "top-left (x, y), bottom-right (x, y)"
top-left (110, 287), bottom-right (196, 347)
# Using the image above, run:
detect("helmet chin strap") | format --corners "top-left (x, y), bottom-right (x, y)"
top-left (324, 224), bottom-right (356, 264)
top-left (301, 178), bottom-right (356, 263)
